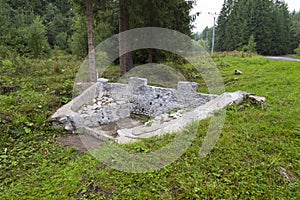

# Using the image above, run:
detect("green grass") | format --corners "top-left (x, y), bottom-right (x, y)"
top-left (1, 53), bottom-right (299, 199)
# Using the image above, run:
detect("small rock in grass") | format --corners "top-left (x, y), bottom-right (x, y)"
top-left (235, 70), bottom-right (243, 75)
top-left (248, 95), bottom-right (267, 109)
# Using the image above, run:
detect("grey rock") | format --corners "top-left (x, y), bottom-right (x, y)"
top-left (65, 122), bottom-right (75, 132)
top-left (177, 81), bottom-right (198, 93)
top-left (58, 117), bottom-right (68, 124)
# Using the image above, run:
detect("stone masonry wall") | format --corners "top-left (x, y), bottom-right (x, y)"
top-left (87, 77), bottom-right (217, 122)
top-left (52, 77), bottom-right (218, 130)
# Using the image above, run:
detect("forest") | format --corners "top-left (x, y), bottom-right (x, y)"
top-left (1, 0), bottom-right (300, 62)
top-left (200, 0), bottom-right (300, 55)
top-left (0, 0), bottom-right (192, 60)
top-left (216, 0), bottom-right (300, 55)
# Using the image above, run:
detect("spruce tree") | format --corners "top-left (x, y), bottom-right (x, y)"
top-left (215, 0), bottom-right (294, 55)
top-left (26, 17), bottom-right (50, 58)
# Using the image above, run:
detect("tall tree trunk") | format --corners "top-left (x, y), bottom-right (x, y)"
top-left (119, 0), bottom-right (133, 73)
top-left (86, 0), bottom-right (97, 82)
top-left (147, 49), bottom-right (153, 63)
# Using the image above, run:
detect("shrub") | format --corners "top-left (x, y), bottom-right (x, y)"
top-left (294, 43), bottom-right (300, 56)
top-left (242, 35), bottom-right (257, 53)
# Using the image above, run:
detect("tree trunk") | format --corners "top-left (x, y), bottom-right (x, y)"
top-left (86, 0), bottom-right (97, 82)
top-left (147, 49), bottom-right (153, 63)
top-left (119, 0), bottom-right (133, 73)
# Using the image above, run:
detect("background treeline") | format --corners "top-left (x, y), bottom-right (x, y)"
top-left (0, 0), bottom-right (74, 57)
top-left (1, 0), bottom-right (300, 59)
top-left (213, 0), bottom-right (300, 55)
top-left (0, 0), bottom-right (192, 60)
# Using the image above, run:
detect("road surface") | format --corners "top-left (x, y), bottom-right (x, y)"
top-left (264, 56), bottom-right (300, 62)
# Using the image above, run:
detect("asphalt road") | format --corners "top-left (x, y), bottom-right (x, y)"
top-left (264, 56), bottom-right (300, 62)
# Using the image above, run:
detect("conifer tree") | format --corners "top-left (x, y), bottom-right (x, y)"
top-left (215, 0), bottom-right (294, 55)
top-left (26, 17), bottom-right (50, 58)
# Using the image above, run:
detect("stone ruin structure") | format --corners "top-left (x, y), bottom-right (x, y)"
top-left (50, 77), bottom-right (265, 144)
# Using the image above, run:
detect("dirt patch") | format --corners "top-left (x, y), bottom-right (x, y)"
top-left (56, 134), bottom-right (104, 154)
top-left (56, 117), bottom-right (144, 153)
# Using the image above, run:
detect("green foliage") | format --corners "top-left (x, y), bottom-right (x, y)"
top-left (200, 26), bottom-right (212, 50)
top-left (0, 1), bottom-right (33, 56)
top-left (216, 0), bottom-right (295, 55)
top-left (290, 11), bottom-right (300, 51)
top-left (1, 0), bottom-right (193, 61)
top-left (128, 0), bottom-right (193, 63)
top-left (0, 55), bottom-right (79, 139)
top-left (242, 35), bottom-right (257, 53)
top-left (25, 17), bottom-right (50, 58)
top-left (70, 14), bottom-right (88, 57)
top-left (55, 32), bottom-right (69, 51)
top-left (0, 0), bottom-right (74, 57)
top-left (43, 1), bottom-right (74, 50)
top-left (70, 0), bottom-right (118, 57)
top-left (197, 39), bottom-right (207, 50)
top-left (294, 43), bottom-right (300, 56)
top-left (129, 0), bottom-right (193, 34)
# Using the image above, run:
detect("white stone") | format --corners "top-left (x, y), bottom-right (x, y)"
top-left (58, 117), bottom-right (68, 123)
top-left (235, 70), bottom-right (243, 75)
top-left (116, 100), bottom-right (126, 105)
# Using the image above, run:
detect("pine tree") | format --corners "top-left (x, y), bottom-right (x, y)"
top-left (70, 13), bottom-right (88, 57)
top-left (216, 0), bottom-right (234, 51)
top-left (200, 27), bottom-right (213, 50)
top-left (242, 34), bottom-right (256, 53)
top-left (215, 0), bottom-right (294, 55)
top-left (290, 11), bottom-right (300, 52)
top-left (25, 17), bottom-right (50, 58)
top-left (269, 1), bottom-right (292, 55)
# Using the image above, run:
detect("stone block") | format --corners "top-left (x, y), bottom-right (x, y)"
top-left (177, 81), bottom-right (198, 93)
top-left (97, 78), bottom-right (108, 97)
top-left (105, 83), bottom-right (131, 101)
top-left (129, 77), bottom-right (147, 91)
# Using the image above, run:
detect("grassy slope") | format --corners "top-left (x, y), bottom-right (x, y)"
top-left (0, 54), bottom-right (299, 199)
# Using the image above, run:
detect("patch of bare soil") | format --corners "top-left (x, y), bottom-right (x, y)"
top-left (56, 134), bottom-right (103, 154)
top-left (56, 117), bottom-right (144, 153)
